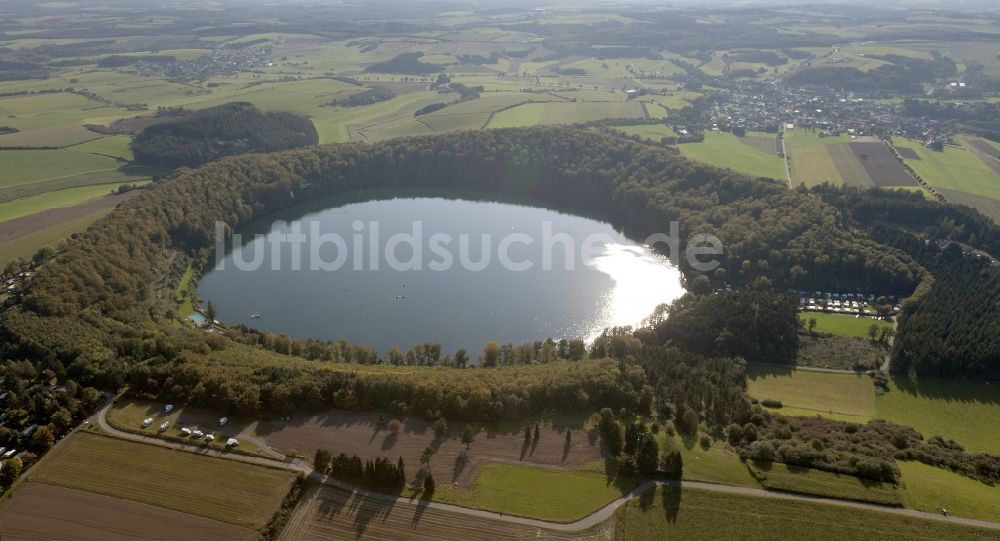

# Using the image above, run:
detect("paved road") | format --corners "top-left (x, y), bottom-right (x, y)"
top-left (91, 401), bottom-right (1000, 533)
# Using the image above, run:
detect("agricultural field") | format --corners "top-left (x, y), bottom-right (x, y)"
top-left (0, 123), bottom-right (102, 148)
top-left (892, 136), bottom-right (1000, 222)
top-left (0, 207), bottom-right (114, 268)
top-left (0, 149), bottom-right (123, 187)
top-left (615, 485), bottom-right (997, 540)
top-left (899, 461), bottom-right (1000, 523)
top-left (747, 364), bottom-right (876, 420)
top-left (28, 432), bottom-right (296, 530)
top-left (876, 377), bottom-right (1000, 455)
top-left (679, 131), bottom-right (787, 180)
top-left (784, 129), bottom-right (876, 188)
top-left (0, 482), bottom-right (257, 541)
top-left (278, 484), bottom-right (610, 541)
top-left (799, 312), bottom-right (892, 339)
top-left (435, 462), bottom-right (633, 522)
top-left (253, 407), bottom-right (601, 491)
top-left (746, 460), bottom-right (902, 506)
top-left (0, 181), bottom-right (144, 223)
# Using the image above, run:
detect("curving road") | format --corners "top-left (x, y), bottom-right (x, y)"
top-left (91, 401), bottom-right (1000, 533)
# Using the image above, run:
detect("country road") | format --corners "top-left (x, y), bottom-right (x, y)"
top-left (90, 400), bottom-right (1000, 533)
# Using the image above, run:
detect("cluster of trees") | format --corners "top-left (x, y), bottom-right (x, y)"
top-left (643, 291), bottom-right (800, 365)
top-left (737, 413), bottom-right (1000, 485)
top-left (0, 358), bottom-right (104, 491)
top-left (131, 102), bottom-right (318, 168)
top-left (364, 52), bottom-right (441, 75)
top-left (327, 86), bottom-right (395, 107)
top-left (0, 59), bottom-right (49, 81)
top-left (598, 408), bottom-right (682, 480)
top-left (314, 449), bottom-right (406, 491)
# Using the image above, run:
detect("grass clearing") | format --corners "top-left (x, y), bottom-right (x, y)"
top-left (679, 131), bottom-right (787, 179)
top-left (877, 377), bottom-right (1000, 454)
top-left (747, 460), bottom-right (902, 505)
top-left (487, 102), bottom-right (546, 128)
top-left (29, 432), bottom-right (296, 530)
top-left (899, 461), bottom-right (1000, 523)
top-left (797, 333), bottom-right (886, 371)
top-left (616, 485), bottom-right (994, 540)
top-left (800, 312), bottom-right (891, 339)
top-left (747, 364), bottom-right (876, 419)
top-left (434, 462), bottom-right (634, 522)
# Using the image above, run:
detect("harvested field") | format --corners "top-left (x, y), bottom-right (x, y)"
top-left (278, 484), bottom-right (612, 541)
top-left (0, 482), bottom-right (257, 541)
top-left (0, 191), bottom-right (137, 244)
top-left (849, 139), bottom-right (915, 187)
top-left (255, 409), bottom-right (602, 489)
top-left (29, 432), bottom-right (296, 530)
top-left (895, 147), bottom-right (920, 160)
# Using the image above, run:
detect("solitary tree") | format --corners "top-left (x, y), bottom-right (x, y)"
top-left (461, 425), bottom-right (475, 449)
top-left (205, 300), bottom-right (217, 322)
top-left (533, 423), bottom-right (540, 443)
top-left (565, 430), bottom-right (572, 445)
top-left (524, 426), bottom-right (531, 444)
top-left (807, 317), bottom-right (817, 334)
top-left (481, 341), bottom-right (500, 367)
top-left (420, 445), bottom-right (435, 466)
top-left (388, 419), bottom-right (402, 435)
top-left (423, 471), bottom-right (436, 496)
top-left (868, 323), bottom-right (879, 341)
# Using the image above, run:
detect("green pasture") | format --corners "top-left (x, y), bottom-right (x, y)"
top-left (679, 131), bottom-right (787, 180)
top-left (747, 364), bottom-right (876, 419)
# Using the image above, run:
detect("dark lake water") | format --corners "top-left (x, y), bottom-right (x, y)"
top-left (199, 195), bottom-right (685, 354)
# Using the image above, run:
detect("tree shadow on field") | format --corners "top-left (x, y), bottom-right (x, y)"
top-left (662, 483), bottom-right (682, 523)
top-left (452, 452), bottom-right (468, 483)
top-left (639, 485), bottom-right (655, 510)
top-left (351, 492), bottom-right (396, 539)
top-left (381, 431), bottom-right (398, 451)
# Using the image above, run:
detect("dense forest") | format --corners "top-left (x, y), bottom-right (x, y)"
top-left (364, 52), bottom-right (442, 75)
top-left (130, 102), bottom-right (318, 168)
top-left (815, 186), bottom-right (1000, 379)
top-left (785, 53), bottom-right (956, 95)
top-left (0, 59), bottom-right (49, 81)
top-left (328, 86), bottom-right (395, 107)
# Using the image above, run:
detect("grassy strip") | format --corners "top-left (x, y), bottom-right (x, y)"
top-left (899, 461), bottom-right (1000, 523)
top-left (616, 485), bottom-right (995, 540)
top-left (747, 460), bottom-right (903, 506)
top-left (433, 462), bottom-right (636, 522)
top-left (799, 312), bottom-right (891, 339)
top-left (0, 207), bottom-right (112, 267)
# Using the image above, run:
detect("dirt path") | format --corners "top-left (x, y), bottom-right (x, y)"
top-left (87, 400), bottom-right (1000, 533)
top-left (0, 191), bottom-right (137, 243)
